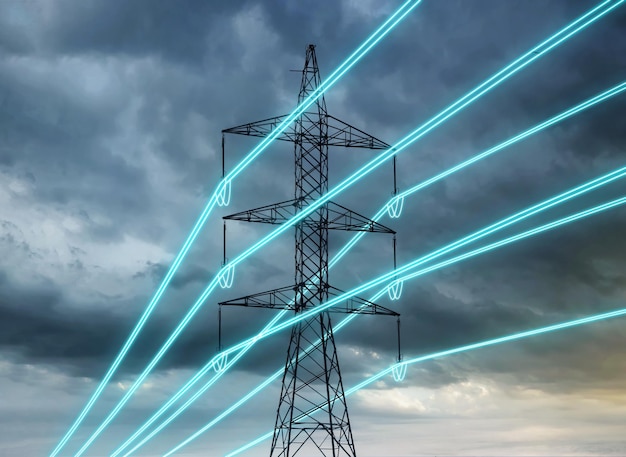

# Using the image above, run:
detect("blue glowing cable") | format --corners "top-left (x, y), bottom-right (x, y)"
top-left (160, 173), bottom-right (626, 456)
top-left (230, 0), bottom-right (624, 269)
top-left (226, 1), bottom-right (422, 180)
top-left (218, 164), bottom-right (626, 355)
top-left (223, 195), bottom-right (626, 352)
top-left (111, 81), bottom-right (626, 457)
top-left (72, 2), bottom-right (624, 453)
top-left (112, 320), bottom-right (284, 457)
top-left (49, 2), bottom-right (422, 455)
top-left (334, 81), bottom-right (626, 263)
top-left (226, 306), bottom-right (626, 456)
top-left (165, 287), bottom-right (391, 457)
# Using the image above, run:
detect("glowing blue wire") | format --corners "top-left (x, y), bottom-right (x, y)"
top-left (160, 175), bottom-right (626, 456)
top-left (110, 312), bottom-right (287, 457)
top-left (50, 2), bottom-right (422, 455)
top-left (230, 196), bottom-right (626, 350)
top-left (232, 0), bottom-right (624, 268)
top-left (237, 0), bottom-right (626, 348)
top-left (71, 2), bottom-right (624, 453)
top-left (49, 196), bottom-right (220, 457)
top-left (163, 289), bottom-right (391, 457)
top-left (227, 1), bottom-right (423, 180)
top-left (216, 162), bottom-right (626, 356)
top-left (226, 306), bottom-right (626, 456)
top-left (113, 80), bottom-right (626, 456)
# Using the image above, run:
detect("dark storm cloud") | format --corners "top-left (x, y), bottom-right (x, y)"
top-left (1, 0), bottom-right (302, 245)
top-left (0, 269), bottom-right (215, 378)
top-left (0, 254), bottom-right (286, 379)
top-left (0, 0), bottom-right (624, 384)
top-left (2, 1), bottom-right (626, 455)
top-left (0, 269), bottom-right (115, 376)
top-left (0, 0), bottom-right (248, 61)
top-left (335, 0), bottom-right (626, 161)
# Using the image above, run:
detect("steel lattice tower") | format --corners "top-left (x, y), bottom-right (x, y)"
top-left (220, 45), bottom-right (399, 457)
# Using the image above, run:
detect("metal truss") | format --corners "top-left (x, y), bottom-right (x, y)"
top-left (272, 312), bottom-right (355, 457)
top-left (224, 199), bottom-right (396, 234)
top-left (219, 284), bottom-right (399, 316)
top-left (222, 113), bottom-right (390, 150)
top-left (220, 44), bottom-right (398, 457)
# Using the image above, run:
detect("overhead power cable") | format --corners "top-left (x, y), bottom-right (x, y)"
top-left (111, 81), bottom-right (626, 457)
top-left (156, 165), bottom-right (626, 456)
top-left (225, 304), bottom-right (626, 456)
top-left (49, 2), bottom-right (423, 455)
top-left (207, 192), bottom-right (626, 361)
top-left (71, 3), bottom-right (624, 453)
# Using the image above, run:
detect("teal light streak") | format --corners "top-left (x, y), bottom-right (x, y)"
top-left (164, 285), bottom-right (390, 457)
top-left (49, 196), bottom-right (219, 457)
top-left (227, 196), bottom-right (626, 350)
top-left (71, 1), bottom-right (624, 453)
top-left (216, 165), bottom-right (626, 356)
top-left (226, 306), bottom-right (626, 456)
top-left (53, 2), bottom-right (422, 455)
top-left (393, 84), bottom-right (626, 204)
top-left (231, 0), bottom-right (625, 271)
top-left (161, 180), bottom-right (626, 455)
top-left (335, 66), bottom-right (626, 261)
top-left (122, 286), bottom-right (391, 457)
top-left (111, 80), bottom-right (626, 457)
top-left (227, 0), bottom-right (423, 180)
top-left (111, 312), bottom-right (287, 457)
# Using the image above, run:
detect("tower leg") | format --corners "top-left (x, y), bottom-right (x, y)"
top-left (271, 311), bottom-right (356, 457)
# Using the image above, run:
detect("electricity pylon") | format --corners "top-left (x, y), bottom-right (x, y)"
top-left (219, 44), bottom-right (400, 457)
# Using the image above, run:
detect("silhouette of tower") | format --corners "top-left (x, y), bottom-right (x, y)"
top-left (220, 45), bottom-right (399, 456)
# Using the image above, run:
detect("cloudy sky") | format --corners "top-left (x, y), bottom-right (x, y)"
top-left (1, 0), bottom-right (626, 456)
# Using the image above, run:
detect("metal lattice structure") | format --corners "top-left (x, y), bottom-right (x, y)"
top-left (220, 44), bottom-right (399, 457)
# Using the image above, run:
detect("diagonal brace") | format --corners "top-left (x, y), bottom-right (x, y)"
top-left (224, 199), bottom-right (395, 234)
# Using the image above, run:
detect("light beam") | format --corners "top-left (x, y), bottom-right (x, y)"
top-left (111, 81), bottom-right (626, 457)
top-left (221, 195), bottom-right (626, 351)
top-left (225, 306), bottom-right (626, 456)
top-left (72, 2), bottom-right (624, 453)
top-left (161, 188), bottom-right (626, 456)
top-left (49, 2), bottom-right (422, 455)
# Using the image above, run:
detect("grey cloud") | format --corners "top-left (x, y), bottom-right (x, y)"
top-left (2, 1), bottom-right (626, 455)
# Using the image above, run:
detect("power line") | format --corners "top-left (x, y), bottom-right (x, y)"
top-left (159, 162), bottom-right (626, 455)
top-left (48, 2), bottom-right (422, 455)
top-left (72, 3), bottom-right (623, 453)
top-left (226, 305), bottom-right (626, 456)
top-left (111, 80), bottom-right (625, 457)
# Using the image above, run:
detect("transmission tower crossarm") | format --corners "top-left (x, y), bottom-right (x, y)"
top-left (223, 112), bottom-right (391, 150)
top-left (326, 201), bottom-right (395, 233)
top-left (219, 284), bottom-right (399, 316)
top-left (327, 285), bottom-right (399, 316)
top-left (223, 198), bottom-right (299, 224)
top-left (219, 285), bottom-right (297, 310)
top-left (325, 114), bottom-right (390, 149)
top-left (224, 199), bottom-right (395, 233)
